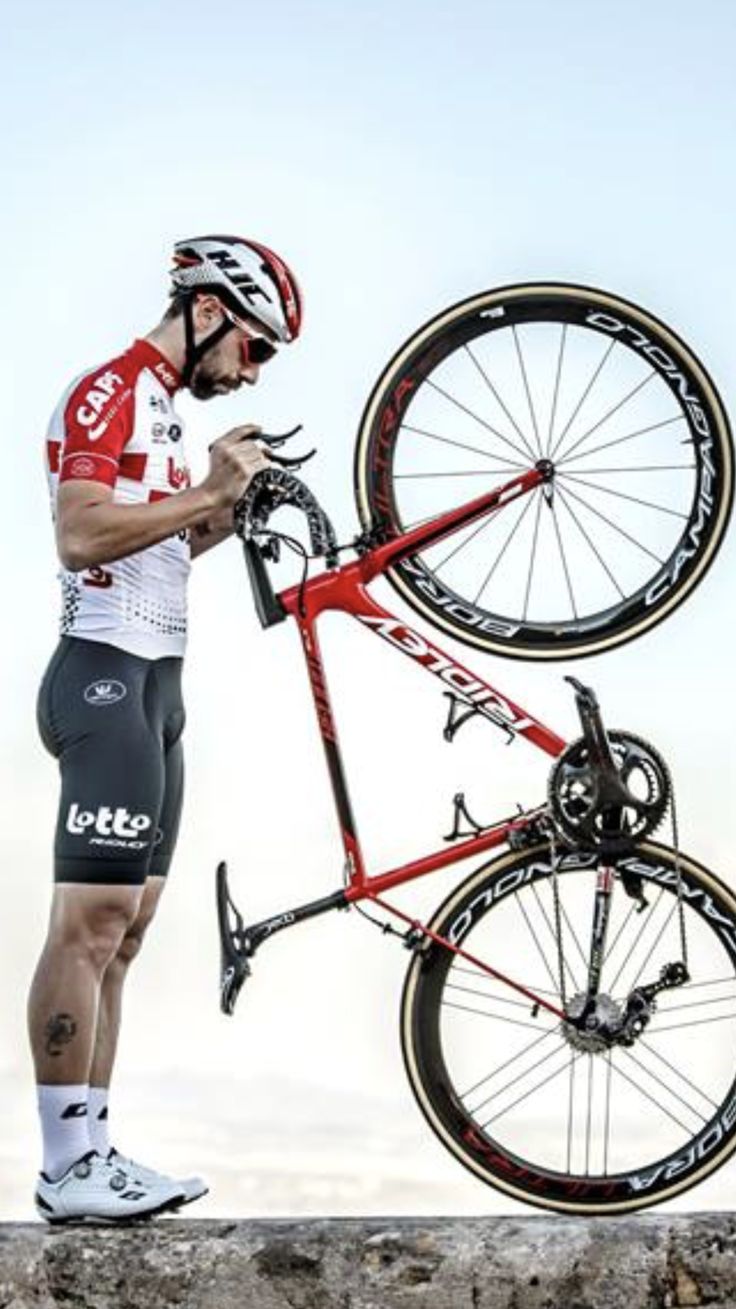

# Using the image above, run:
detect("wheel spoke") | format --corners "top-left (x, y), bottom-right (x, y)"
top-left (515, 893), bottom-right (564, 994)
top-left (619, 1047), bottom-right (709, 1126)
top-left (558, 471), bottom-right (688, 521)
top-left (556, 485), bottom-right (625, 600)
top-left (480, 1046), bottom-right (583, 1129)
top-left (646, 1012), bottom-right (736, 1034)
top-left (585, 1056), bottom-right (594, 1174)
top-left (549, 338), bottom-right (616, 459)
top-left (637, 1037), bottom-right (721, 1112)
top-left (556, 464), bottom-right (696, 474)
top-left (549, 499), bottom-right (578, 618)
top-left (463, 344), bottom-right (536, 460)
top-left (512, 326), bottom-right (543, 459)
top-left (607, 888), bottom-right (667, 993)
top-left (402, 421), bottom-right (529, 470)
top-left (460, 1025), bottom-right (562, 1102)
top-left (472, 492), bottom-right (537, 606)
top-left (567, 1052), bottom-right (575, 1173)
top-left (395, 469), bottom-right (524, 479)
top-left (445, 979), bottom-right (547, 1012)
top-left (603, 1052), bottom-right (612, 1176)
top-left (557, 414), bottom-right (686, 466)
top-left (442, 1000), bottom-right (550, 1032)
top-left (545, 323), bottom-right (568, 458)
top-left (521, 490), bottom-right (543, 621)
top-left (530, 882), bottom-right (588, 984)
top-left (425, 378), bottom-right (536, 464)
top-left (558, 482), bottom-right (664, 563)
top-left (608, 1054), bottom-right (693, 1135)
top-left (554, 370), bottom-right (658, 464)
top-left (430, 509), bottom-right (503, 574)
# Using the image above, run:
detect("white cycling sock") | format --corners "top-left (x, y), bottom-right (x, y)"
top-left (87, 1086), bottom-right (110, 1156)
top-left (37, 1084), bottom-right (91, 1180)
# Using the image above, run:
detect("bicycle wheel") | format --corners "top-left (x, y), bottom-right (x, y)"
top-left (355, 284), bottom-right (733, 659)
top-left (401, 841), bottom-right (736, 1214)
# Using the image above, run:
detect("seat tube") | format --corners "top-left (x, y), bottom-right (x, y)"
top-left (297, 614), bottom-right (366, 886)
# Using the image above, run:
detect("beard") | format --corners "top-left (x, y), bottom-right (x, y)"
top-left (189, 359), bottom-right (238, 401)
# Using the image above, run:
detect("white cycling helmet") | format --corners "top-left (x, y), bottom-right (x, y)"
top-left (171, 234), bottom-right (303, 344)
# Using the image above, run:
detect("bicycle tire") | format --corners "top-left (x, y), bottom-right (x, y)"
top-left (355, 284), bottom-right (733, 659)
top-left (401, 840), bottom-right (736, 1214)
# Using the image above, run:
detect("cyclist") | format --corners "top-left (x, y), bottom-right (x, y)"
top-left (30, 235), bottom-right (303, 1223)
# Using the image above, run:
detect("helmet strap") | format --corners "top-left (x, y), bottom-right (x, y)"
top-left (181, 294), bottom-right (235, 388)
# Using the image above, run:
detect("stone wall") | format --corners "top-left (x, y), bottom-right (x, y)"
top-left (2, 1215), bottom-right (736, 1309)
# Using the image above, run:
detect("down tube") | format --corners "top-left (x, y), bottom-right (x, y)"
top-left (350, 588), bottom-right (566, 756)
top-left (297, 614), bottom-right (367, 880)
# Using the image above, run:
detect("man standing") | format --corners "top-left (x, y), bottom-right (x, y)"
top-left (30, 235), bottom-right (303, 1223)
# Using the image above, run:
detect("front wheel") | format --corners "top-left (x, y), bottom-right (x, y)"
top-left (355, 284), bottom-right (733, 659)
top-left (401, 841), bottom-right (736, 1214)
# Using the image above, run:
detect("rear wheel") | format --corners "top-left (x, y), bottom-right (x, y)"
top-left (355, 284), bottom-right (733, 659)
top-left (401, 841), bottom-right (736, 1213)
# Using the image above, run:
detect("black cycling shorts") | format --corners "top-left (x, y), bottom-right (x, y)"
top-left (37, 637), bottom-right (185, 885)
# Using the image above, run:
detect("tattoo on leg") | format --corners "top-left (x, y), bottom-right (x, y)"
top-left (45, 1012), bottom-right (77, 1058)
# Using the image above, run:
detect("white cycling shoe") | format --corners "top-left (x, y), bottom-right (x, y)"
top-left (35, 1150), bottom-right (185, 1224)
top-left (108, 1148), bottom-right (208, 1206)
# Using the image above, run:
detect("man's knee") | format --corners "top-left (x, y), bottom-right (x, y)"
top-left (112, 876), bottom-right (166, 969)
top-left (48, 884), bottom-right (144, 975)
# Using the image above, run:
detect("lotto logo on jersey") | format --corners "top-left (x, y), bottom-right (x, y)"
top-left (66, 803), bottom-right (152, 848)
top-left (75, 370), bottom-right (125, 440)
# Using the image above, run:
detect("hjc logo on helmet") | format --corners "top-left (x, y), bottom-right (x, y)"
top-left (83, 680), bottom-right (127, 707)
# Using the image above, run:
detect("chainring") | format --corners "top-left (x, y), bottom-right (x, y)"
top-left (547, 730), bottom-right (671, 853)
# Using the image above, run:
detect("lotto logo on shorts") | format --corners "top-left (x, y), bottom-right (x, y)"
top-left (66, 803), bottom-right (152, 849)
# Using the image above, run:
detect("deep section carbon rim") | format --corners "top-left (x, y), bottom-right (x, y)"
top-left (401, 842), bottom-right (736, 1213)
top-left (355, 285), bottom-right (733, 659)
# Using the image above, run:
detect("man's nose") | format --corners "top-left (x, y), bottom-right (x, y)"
top-left (239, 360), bottom-right (260, 385)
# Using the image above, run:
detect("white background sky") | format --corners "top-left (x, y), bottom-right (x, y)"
top-left (1, 0), bottom-right (735, 1220)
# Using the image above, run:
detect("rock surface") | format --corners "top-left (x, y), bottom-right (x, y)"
top-left (1, 1215), bottom-right (736, 1308)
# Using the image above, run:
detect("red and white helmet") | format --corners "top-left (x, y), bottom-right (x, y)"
top-left (171, 234), bottom-right (303, 343)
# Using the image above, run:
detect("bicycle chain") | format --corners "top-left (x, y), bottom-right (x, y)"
top-left (546, 756), bottom-right (689, 1021)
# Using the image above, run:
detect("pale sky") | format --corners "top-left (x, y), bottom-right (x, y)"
top-left (1, 0), bottom-right (735, 1219)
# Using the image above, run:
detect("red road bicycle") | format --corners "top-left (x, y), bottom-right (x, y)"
top-left (216, 283), bottom-right (735, 1215)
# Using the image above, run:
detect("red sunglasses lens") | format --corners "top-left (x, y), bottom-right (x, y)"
top-left (242, 336), bottom-right (277, 366)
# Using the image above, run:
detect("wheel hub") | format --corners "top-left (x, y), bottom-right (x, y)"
top-left (563, 993), bottom-right (623, 1054)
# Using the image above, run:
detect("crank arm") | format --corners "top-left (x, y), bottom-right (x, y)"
top-left (565, 677), bottom-right (618, 771)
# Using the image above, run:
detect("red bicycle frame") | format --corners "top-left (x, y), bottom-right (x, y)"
top-left (222, 465), bottom-right (571, 1021)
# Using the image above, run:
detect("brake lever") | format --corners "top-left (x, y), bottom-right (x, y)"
top-left (258, 424), bottom-right (304, 449)
top-left (266, 448), bottom-right (317, 470)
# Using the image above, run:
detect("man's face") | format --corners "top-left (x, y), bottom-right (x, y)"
top-left (188, 328), bottom-right (260, 401)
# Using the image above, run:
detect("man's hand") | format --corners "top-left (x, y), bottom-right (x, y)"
top-left (202, 426), bottom-right (272, 509)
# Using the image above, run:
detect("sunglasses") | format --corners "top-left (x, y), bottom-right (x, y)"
top-left (221, 304), bottom-right (278, 366)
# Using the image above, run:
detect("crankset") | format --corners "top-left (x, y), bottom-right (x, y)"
top-left (548, 679), bottom-right (671, 854)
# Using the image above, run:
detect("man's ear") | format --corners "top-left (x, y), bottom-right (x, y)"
top-left (192, 293), bottom-right (222, 331)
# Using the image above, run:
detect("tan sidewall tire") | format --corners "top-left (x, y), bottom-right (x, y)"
top-left (355, 284), bottom-right (733, 660)
top-left (400, 840), bottom-right (736, 1214)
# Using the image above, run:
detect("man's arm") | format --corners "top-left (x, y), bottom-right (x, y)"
top-left (189, 504), bottom-right (237, 560)
top-left (56, 428), bottom-right (268, 571)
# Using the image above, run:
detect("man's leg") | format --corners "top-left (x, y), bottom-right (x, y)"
top-left (87, 876), bottom-right (167, 1154)
top-left (27, 882), bottom-right (144, 1178)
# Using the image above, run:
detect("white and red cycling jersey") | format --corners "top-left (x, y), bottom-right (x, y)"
top-left (45, 339), bottom-right (192, 660)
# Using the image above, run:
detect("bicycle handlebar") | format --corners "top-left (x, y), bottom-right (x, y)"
top-left (234, 468), bottom-right (339, 563)
top-left (232, 469), bottom-right (340, 627)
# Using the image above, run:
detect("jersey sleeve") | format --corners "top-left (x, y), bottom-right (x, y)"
top-left (59, 362), bottom-right (135, 487)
